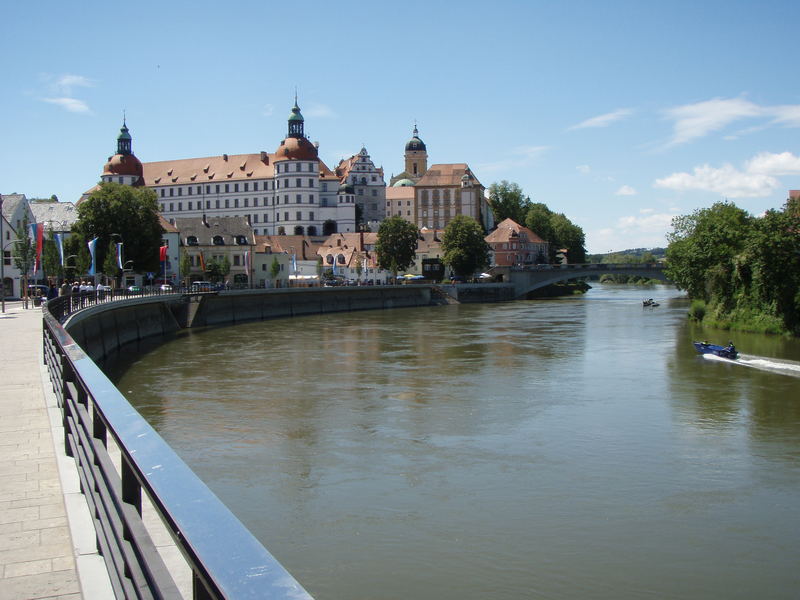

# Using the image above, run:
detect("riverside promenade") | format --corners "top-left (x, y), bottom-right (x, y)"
top-left (0, 302), bottom-right (111, 600)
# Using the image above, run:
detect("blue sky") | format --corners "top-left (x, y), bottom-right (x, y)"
top-left (2, 0), bottom-right (798, 253)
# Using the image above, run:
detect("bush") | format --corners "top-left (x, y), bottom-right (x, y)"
top-left (689, 300), bottom-right (706, 321)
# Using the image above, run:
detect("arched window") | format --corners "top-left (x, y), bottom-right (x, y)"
top-left (186, 236), bottom-right (199, 246)
top-left (326, 254), bottom-right (334, 264)
top-left (294, 225), bottom-right (304, 235)
top-left (307, 225), bottom-right (318, 236)
top-left (212, 235), bottom-right (225, 245)
top-left (337, 254), bottom-right (346, 264)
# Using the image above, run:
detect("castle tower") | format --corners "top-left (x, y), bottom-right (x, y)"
top-left (404, 124), bottom-right (427, 180)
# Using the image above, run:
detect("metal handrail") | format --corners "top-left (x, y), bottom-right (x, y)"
top-left (42, 303), bottom-right (313, 599)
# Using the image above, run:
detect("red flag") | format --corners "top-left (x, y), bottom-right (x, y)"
top-left (199, 251), bottom-right (206, 272)
top-left (159, 245), bottom-right (168, 262)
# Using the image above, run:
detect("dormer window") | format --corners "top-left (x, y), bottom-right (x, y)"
top-left (212, 235), bottom-right (225, 245)
top-left (186, 236), bottom-right (199, 246)
top-left (236, 235), bottom-right (248, 245)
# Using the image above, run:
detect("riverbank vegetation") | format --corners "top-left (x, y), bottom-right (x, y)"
top-left (666, 197), bottom-right (800, 336)
top-left (587, 249), bottom-right (666, 284)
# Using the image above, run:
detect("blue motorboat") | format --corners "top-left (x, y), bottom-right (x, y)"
top-left (693, 341), bottom-right (738, 360)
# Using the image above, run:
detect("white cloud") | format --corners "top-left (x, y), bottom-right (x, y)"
top-left (654, 163), bottom-right (778, 198)
top-left (576, 164), bottom-right (590, 175)
top-left (615, 185), bottom-right (637, 196)
top-left (568, 108), bottom-right (632, 130)
top-left (654, 151), bottom-right (800, 198)
top-left (588, 212), bottom-right (675, 252)
top-left (41, 97), bottom-right (91, 114)
top-left (663, 97), bottom-right (763, 146)
top-left (263, 104), bottom-right (274, 116)
top-left (745, 151), bottom-right (800, 175)
top-left (663, 97), bottom-right (800, 145)
top-left (54, 74), bottom-right (93, 94)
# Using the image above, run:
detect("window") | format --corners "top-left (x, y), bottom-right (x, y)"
top-left (254, 198), bottom-right (259, 207)
top-left (225, 199), bottom-right (230, 208)
top-left (253, 214), bottom-right (259, 223)
top-left (225, 184), bottom-right (230, 193)
top-left (296, 211), bottom-right (302, 220)
top-left (215, 200), bottom-right (220, 209)
top-left (308, 179), bottom-right (314, 187)
top-left (215, 185), bottom-right (220, 193)
top-left (212, 235), bottom-right (225, 245)
top-left (284, 212), bottom-right (289, 221)
top-left (372, 189), bottom-right (377, 196)
top-left (322, 183), bottom-right (328, 191)
top-left (309, 194), bottom-right (314, 202)
top-left (119, 177), bottom-right (123, 184)
top-left (296, 194), bottom-right (302, 203)
top-left (169, 203), bottom-right (174, 211)
top-left (160, 189), bottom-right (165, 197)
top-left (244, 183), bottom-right (249, 191)
top-left (206, 185), bottom-right (211, 194)
top-left (264, 214), bottom-right (268, 222)
top-left (178, 188), bottom-right (182, 196)
top-left (358, 189), bottom-right (363, 195)
top-left (244, 198), bottom-right (249, 207)
top-left (234, 255), bottom-right (241, 266)
top-left (187, 236), bottom-right (199, 246)
top-left (170, 188), bottom-right (174, 197)
top-left (178, 202), bottom-right (182, 211)
top-left (188, 201), bottom-right (193, 210)
top-left (206, 200), bottom-right (211, 209)
top-left (372, 175), bottom-right (376, 182)
top-left (284, 195), bottom-right (289, 204)
top-left (234, 183), bottom-right (239, 192)
top-left (296, 178), bottom-right (301, 188)
top-left (309, 211), bottom-right (314, 221)
top-left (234, 198), bottom-right (239, 208)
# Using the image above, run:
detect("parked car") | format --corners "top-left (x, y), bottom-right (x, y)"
top-left (159, 284), bottom-right (173, 292)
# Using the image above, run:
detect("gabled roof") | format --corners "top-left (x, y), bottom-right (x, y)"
top-left (1, 194), bottom-right (27, 222)
top-left (485, 218), bottom-right (546, 244)
top-left (29, 201), bottom-right (78, 230)
top-left (253, 234), bottom-right (326, 259)
top-left (173, 216), bottom-right (254, 245)
top-left (416, 163), bottom-right (482, 188)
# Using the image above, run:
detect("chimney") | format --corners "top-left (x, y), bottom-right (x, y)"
top-left (202, 213), bottom-right (209, 227)
top-left (223, 154), bottom-right (228, 161)
top-left (260, 151), bottom-right (268, 162)
top-left (245, 214), bottom-right (251, 225)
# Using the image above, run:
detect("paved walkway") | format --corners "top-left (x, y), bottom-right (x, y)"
top-left (0, 302), bottom-right (111, 600)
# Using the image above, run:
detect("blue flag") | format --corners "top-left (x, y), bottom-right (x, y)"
top-left (87, 237), bottom-right (98, 275)
top-left (116, 242), bottom-right (124, 269)
top-left (292, 253), bottom-right (297, 274)
top-left (54, 233), bottom-right (64, 266)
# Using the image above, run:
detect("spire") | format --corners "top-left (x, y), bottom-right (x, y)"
top-left (287, 97), bottom-right (304, 139)
top-left (116, 117), bottom-right (132, 156)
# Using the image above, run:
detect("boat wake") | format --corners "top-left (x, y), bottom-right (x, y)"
top-left (703, 353), bottom-right (800, 377)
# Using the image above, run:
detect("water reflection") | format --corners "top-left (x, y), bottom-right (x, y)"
top-left (109, 285), bottom-right (800, 600)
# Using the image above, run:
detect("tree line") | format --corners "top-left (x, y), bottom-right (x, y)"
top-left (665, 197), bottom-right (800, 335)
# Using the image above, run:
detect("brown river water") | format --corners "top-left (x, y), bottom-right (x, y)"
top-left (107, 283), bottom-right (800, 599)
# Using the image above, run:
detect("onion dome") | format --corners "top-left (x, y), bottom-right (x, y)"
top-left (275, 136), bottom-right (319, 161)
top-left (405, 125), bottom-right (426, 152)
top-left (103, 153), bottom-right (143, 177)
top-left (393, 178), bottom-right (415, 187)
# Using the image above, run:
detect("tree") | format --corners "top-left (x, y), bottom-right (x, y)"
top-left (489, 181), bottom-right (531, 224)
top-left (375, 216), bottom-right (419, 277)
top-left (525, 203), bottom-right (555, 255)
top-left (355, 256), bottom-right (363, 281)
top-left (13, 218), bottom-right (35, 298)
top-left (41, 229), bottom-right (64, 282)
top-left (270, 257), bottom-right (281, 286)
top-left (666, 202), bottom-right (750, 302)
top-left (442, 215), bottom-right (490, 278)
top-left (180, 250), bottom-right (192, 286)
top-left (102, 241), bottom-right (121, 282)
top-left (73, 183), bottom-right (163, 276)
top-left (550, 212), bottom-right (587, 263)
top-left (206, 256), bottom-right (231, 283)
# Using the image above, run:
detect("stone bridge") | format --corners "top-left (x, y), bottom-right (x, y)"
top-left (494, 263), bottom-right (670, 298)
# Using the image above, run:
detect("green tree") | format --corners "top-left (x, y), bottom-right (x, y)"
top-left (524, 203), bottom-right (555, 255)
top-left (665, 202), bottom-right (750, 303)
top-left (41, 229), bottom-right (63, 282)
top-left (489, 181), bottom-right (531, 224)
top-left (355, 256), bottom-right (363, 281)
top-left (102, 241), bottom-right (121, 282)
top-left (13, 218), bottom-right (35, 297)
top-left (180, 250), bottom-right (192, 286)
top-left (550, 212), bottom-right (587, 263)
top-left (206, 256), bottom-right (231, 283)
top-left (375, 216), bottom-right (419, 277)
top-left (442, 215), bottom-right (490, 278)
top-left (270, 256), bottom-right (281, 286)
top-left (73, 183), bottom-right (162, 276)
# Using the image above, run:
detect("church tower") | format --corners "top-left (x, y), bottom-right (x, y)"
top-left (287, 97), bottom-right (304, 139)
top-left (404, 124), bottom-right (427, 181)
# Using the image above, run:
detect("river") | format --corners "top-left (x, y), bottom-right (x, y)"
top-left (108, 283), bottom-right (800, 599)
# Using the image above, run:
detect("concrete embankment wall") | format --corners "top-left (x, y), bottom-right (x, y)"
top-left (64, 286), bottom-right (435, 363)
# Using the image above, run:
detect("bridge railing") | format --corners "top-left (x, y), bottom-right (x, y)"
top-left (509, 263), bottom-right (665, 272)
top-left (42, 303), bottom-right (313, 599)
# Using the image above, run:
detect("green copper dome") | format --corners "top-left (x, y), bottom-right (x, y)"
top-left (393, 178), bottom-right (415, 187)
top-left (288, 103), bottom-right (304, 122)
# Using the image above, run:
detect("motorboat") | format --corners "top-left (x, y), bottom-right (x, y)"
top-left (693, 341), bottom-right (738, 360)
top-left (643, 298), bottom-right (659, 307)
